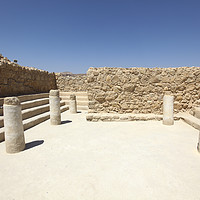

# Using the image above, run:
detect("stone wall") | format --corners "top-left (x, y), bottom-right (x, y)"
top-left (56, 73), bottom-right (87, 92)
top-left (87, 67), bottom-right (200, 114)
top-left (0, 55), bottom-right (57, 97)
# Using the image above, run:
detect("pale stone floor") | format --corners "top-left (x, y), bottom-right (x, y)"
top-left (0, 111), bottom-right (200, 200)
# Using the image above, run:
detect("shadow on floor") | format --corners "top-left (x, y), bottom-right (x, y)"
top-left (25, 140), bottom-right (44, 151)
top-left (61, 120), bottom-right (72, 124)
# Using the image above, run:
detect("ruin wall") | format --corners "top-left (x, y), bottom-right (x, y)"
top-left (0, 55), bottom-right (57, 97)
top-left (56, 73), bottom-right (87, 92)
top-left (87, 67), bottom-right (200, 114)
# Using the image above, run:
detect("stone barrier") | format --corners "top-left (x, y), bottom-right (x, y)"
top-left (69, 94), bottom-right (77, 114)
top-left (87, 67), bottom-right (200, 114)
top-left (49, 90), bottom-right (61, 125)
top-left (0, 54), bottom-right (57, 97)
top-left (163, 95), bottom-right (174, 125)
top-left (3, 97), bottom-right (25, 153)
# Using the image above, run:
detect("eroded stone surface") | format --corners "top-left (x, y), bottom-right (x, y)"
top-left (86, 67), bottom-right (200, 114)
top-left (49, 90), bottom-right (59, 97)
top-left (70, 94), bottom-right (76, 100)
top-left (4, 97), bottom-right (20, 105)
top-left (0, 54), bottom-right (56, 97)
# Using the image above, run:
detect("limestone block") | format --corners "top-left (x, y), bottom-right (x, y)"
top-left (113, 86), bottom-right (122, 93)
top-left (105, 91), bottom-right (118, 101)
top-left (95, 93), bottom-right (105, 103)
top-left (123, 84), bottom-right (135, 92)
top-left (121, 102), bottom-right (129, 110)
top-left (112, 75), bottom-right (120, 83)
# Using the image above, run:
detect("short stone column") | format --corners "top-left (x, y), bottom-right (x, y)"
top-left (3, 97), bottom-right (25, 153)
top-left (163, 95), bottom-right (174, 125)
top-left (69, 94), bottom-right (77, 114)
top-left (197, 132), bottom-right (200, 153)
top-left (49, 90), bottom-right (61, 125)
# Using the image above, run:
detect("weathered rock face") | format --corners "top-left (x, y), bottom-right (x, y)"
top-left (0, 55), bottom-right (57, 97)
top-left (87, 67), bottom-right (200, 114)
top-left (2, 53), bottom-right (200, 115)
top-left (56, 73), bottom-right (87, 91)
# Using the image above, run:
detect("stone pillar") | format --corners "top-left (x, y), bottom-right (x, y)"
top-left (69, 94), bottom-right (77, 114)
top-left (49, 90), bottom-right (61, 125)
top-left (163, 95), bottom-right (174, 125)
top-left (197, 131), bottom-right (200, 153)
top-left (3, 97), bottom-right (25, 153)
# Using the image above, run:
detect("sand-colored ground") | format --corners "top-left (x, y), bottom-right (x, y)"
top-left (0, 111), bottom-right (200, 200)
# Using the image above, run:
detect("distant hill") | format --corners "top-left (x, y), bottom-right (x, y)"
top-left (59, 71), bottom-right (86, 76)
top-left (60, 71), bottom-right (73, 76)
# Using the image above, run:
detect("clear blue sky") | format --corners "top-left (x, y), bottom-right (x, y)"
top-left (0, 0), bottom-right (200, 73)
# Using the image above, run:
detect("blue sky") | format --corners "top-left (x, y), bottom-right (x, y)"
top-left (0, 0), bottom-right (200, 73)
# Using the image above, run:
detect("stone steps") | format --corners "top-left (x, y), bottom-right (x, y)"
top-left (60, 96), bottom-right (88, 101)
top-left (0, 97), bottom-right (50, 118)
top-left (0, 99), bottom-right (65, 127)
top-left (23, 105), bottom-right (68, 130)
top-left (0, 93), bottom-right (49, 115)
top-left (76, 106), bottom-right (88, 111)
top-left (17, 93), bottom-right (49, 102)
top-left (0, 93), bottom-right (49, 104)
top-left (60, 91), bottom-right (88, 111)
top-left (0, 104), bottom-right (68, 142)
top-left (60, 100), bottom-right (88, 106)
top-left (0, 93), bottom-right (69, 142)
top-left (22, 101), bottom-right (65, 120)
top-left (0, 105), bottom-right (68, 142)
top-left (22, 104), bottom-right (50, 120)
top-left (21, 98), bottom-right (49, 110)
top-left (60, 92), bottom-right (88, 96)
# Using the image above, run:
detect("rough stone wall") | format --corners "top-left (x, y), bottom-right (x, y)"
top-left (87, 67), bottom-right (200, 114)
top-left (0, 55), bottom-right (57, 97)
top-left (56, 73), bottom-right (87, 91)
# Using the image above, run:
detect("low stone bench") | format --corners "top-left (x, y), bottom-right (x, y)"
top-left (86, 113), bottom-right (180, 122)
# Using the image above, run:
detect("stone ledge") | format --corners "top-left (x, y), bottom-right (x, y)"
top-left (86, 113), bottom-right (180, 122)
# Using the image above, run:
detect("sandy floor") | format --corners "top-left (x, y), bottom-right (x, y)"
top-left (0, 111), bottom-right (200, 200)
